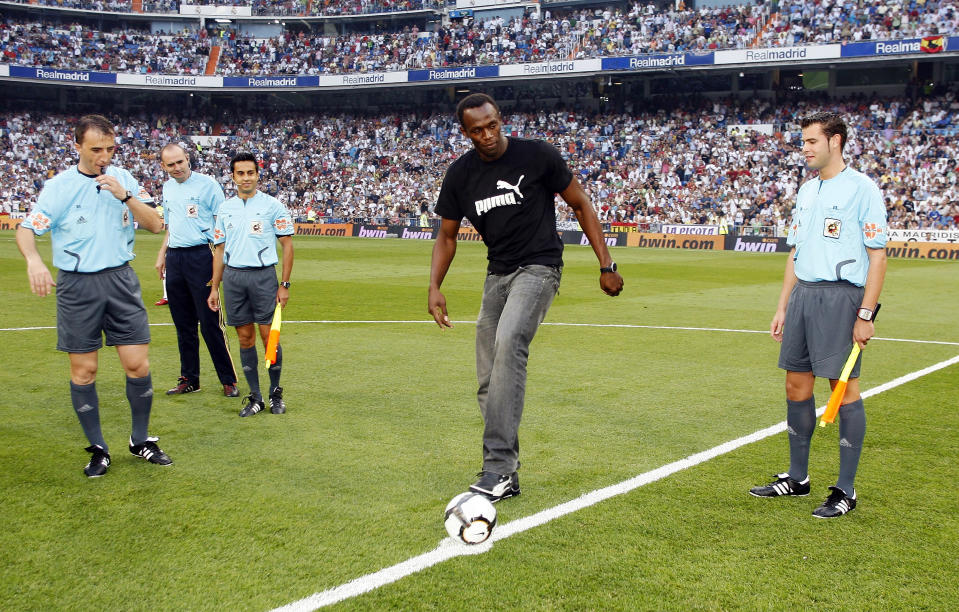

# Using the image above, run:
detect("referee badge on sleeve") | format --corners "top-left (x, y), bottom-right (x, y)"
top-left (823, 218), bottom-right (841, 239)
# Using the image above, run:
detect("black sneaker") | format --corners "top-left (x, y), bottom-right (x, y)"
top-left (84, 445), bottom-right (111, 478)
top-left (269, 386), bottom-right (286, 414)
top-left (223, 383), bottom-right (239, 398)
top-left (470, 470), bottom-right (521, 503)
top-left (166, 377), bottom-right (199, 395)
top-left (239, 394), bottom-right (265, 417)
top-left (749, 473), bottom-right (810, 497)
top-left (129, 437), bottom-right (173, 465)
top-left (812, 486), bottom-right (857, 519)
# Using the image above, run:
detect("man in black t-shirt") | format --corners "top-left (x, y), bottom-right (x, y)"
top-left (429, 93), bottom-right (624, 502)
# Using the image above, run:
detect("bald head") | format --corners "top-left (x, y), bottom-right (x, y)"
top-left (160, 143), bottom-right (191, 183)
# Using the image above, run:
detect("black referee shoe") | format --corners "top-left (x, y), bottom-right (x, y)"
top-left (749, 473), bottom-right (810, 497)
top-left (129, 437), bottom-right (173, 466)
top-left (269, 387), bottom-right (286, 414)
top-left (83, 445), bottom-right (111, 478)
top-left (239, 394), bottom-right (265, 417)
top-left (812, 486), bottom-right (857, 518)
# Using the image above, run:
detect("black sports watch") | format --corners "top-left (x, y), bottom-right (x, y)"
top-left (120, 190), bottom-right (133, 203)
top-left (279, 281), bottom-right (291, 289)
top-left (600, 262), bottom-right (617, 274)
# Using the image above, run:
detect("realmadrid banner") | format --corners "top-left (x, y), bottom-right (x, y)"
top-left (407, 66), bottom-right (498, 82)
top-left (320, 71), bottom-right (408, 87)
top-left (9, 66), bottom-right (117, 84)
top-left (841, 37), bottom-right (953, 57)
top-left (223, 76), bottom-right (319, 87)
top-left (715, 44), bottom-right (840, 64)
top-left (499, 59), bottom-right (600, 77)
top-left (603, 54), bottom-right (686, 70)
top-left (116, 74), bottom-right (223, 87)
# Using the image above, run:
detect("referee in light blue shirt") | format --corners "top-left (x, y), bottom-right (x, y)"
top-left (207, 151), bottom-right (294, 418)
top-left (155, 143), bottom-right (238, 398)
top-left (15, 114), bottom-right (172, 478)
top-left (750, 112), bottom-right (888, 519)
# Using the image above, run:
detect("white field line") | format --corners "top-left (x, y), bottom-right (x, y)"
top-left (272, 352), bottom-right (959, 612)
top-left (2, 320), bottom-right (958, 347)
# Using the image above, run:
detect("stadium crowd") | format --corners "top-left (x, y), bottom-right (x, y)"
top-left (2, 92), bottom-right (957, 232)
top-left (11, 0), bottom-right (444, 17)
top-left (3, 0), bottom-right (957, 76)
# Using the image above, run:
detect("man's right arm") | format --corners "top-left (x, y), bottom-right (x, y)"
top-left (155, 231), bottom-right (169, 279)
top-left (428, 217), bottom-right (461, 328)
top-left (770, 248), bottom-right (798, 342)
top-left (16, 225), bottom-right (55, 297)
top-left (207, 243), bottom-right (225, 312)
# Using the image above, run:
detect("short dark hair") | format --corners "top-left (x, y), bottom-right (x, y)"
top-left (456, 93), bottom-right (499, 126)
top-left (160, 142), bottom-right (193, 165)
top-left (230, 151), bottom-right (258, 174)
top-left (75, 114), bottom-right (115, 144)
top-left (800, 112), bottom-right (848, 151)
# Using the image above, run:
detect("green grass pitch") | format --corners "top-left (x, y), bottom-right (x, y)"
top-left (1, 233), bottom-right (957, 610)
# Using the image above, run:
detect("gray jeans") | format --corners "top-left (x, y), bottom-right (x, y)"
top-left (476, 264), bottom-right (562, 475)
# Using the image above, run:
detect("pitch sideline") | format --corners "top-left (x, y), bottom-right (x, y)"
top-left (2, 320), bottom-right (958, 347)
top-left (271, 353), bottom-right (959, 611)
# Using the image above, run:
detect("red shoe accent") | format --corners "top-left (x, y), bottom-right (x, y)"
top-left (155, 298), bottom-right (168, 306)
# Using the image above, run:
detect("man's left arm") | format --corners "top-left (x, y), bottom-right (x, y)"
top-left (559, 176), bottom-right (624, 296)
top-left (276, 235), bottom-right (293, 308)
top-left (853, 247), bottom-right (886, 348)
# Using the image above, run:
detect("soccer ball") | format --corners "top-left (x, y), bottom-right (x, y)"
top-left (444, 492), bottom-right (497, 544)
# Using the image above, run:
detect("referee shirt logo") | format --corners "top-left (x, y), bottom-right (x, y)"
top-left (823, 218), bottom-right (841, 239)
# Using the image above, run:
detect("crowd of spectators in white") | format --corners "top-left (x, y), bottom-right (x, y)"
top-left (3, 0), bottom-right (956, 76)
top-left (2, 93), bottom-right (956, 232)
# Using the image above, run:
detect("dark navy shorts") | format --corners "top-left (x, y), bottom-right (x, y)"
top-left (222, 265), bottom-right (278, 327)
top-left (778, 279), bottom-right (864, 379)
top-left (56, 263), bottom-right (151, 353)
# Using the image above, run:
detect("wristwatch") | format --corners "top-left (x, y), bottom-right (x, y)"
top-left (857, 303), bottom-right (881, 322)
top-left (280, 281), bottom-right (291, 289)
top-left (120, 190), bottom-right (133, 203)
top-left (600, 262), bottom-right (617, 274)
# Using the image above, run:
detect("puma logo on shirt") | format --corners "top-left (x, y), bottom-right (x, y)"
top-left (495, 175), bottom-right (525, 199)
top-left (475, 175), bottom-right (525, 216)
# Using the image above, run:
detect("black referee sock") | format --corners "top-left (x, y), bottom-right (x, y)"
top-left (70, 381), bottom-right (107, 452)
top-left (240, 346), bottom-right (262, 400)
top-left (127, 374), bottom-right (153, 446)
top-left (268, 344), bottom-right (282, 395)
top-left (786, 396), bottom-right (817, 482)
top-left (836, 398), bottom-right (866, 496)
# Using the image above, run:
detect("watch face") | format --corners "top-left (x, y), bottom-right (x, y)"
top-left (858, 308), bottom-right (873, 321)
